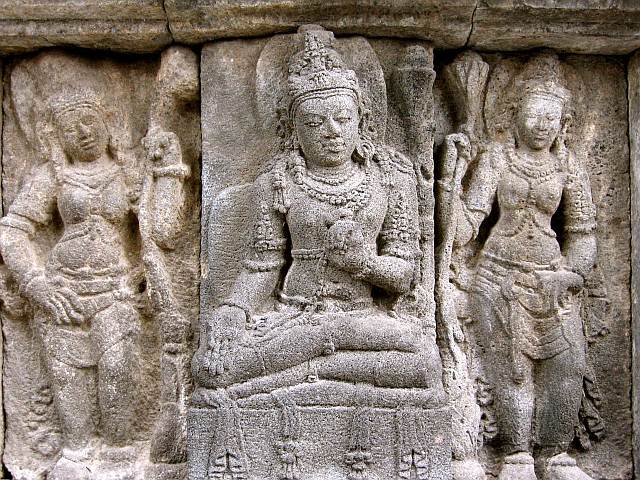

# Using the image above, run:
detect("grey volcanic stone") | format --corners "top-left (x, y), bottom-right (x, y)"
top-left (443, 51), bottom-right (632, 479)
top-left (628, 50), bottom-right (640, 480)
top-left (166, 0), bottom-right (476, 48)
top-left (0, 0), bottom-right (171, 54)
top-left (194, 26), bottom-right (450, 479)
top-left (0, 48), bottom-right (200, 479)
top-left (469, 0), bottom-right (640, 54)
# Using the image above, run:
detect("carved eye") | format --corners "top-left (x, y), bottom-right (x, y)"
top-left (336, 116), bottom-right (352, 124)
top-left (305, 119), bottom-right (322, 127)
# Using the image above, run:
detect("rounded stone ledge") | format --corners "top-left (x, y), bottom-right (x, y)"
top-left (469, 0), bottom-right (640, 55)
top-left (2, 0), bottom-right (640, 55)
top-left (0, 0), bottom-right (171, 54)
top-left (159, 0), bottom-right (477, 49)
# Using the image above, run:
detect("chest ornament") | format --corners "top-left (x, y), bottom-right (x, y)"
top-left (506, 148), bottom-right (560, 187)
top-left (295, 165), bottom-right (373, 212)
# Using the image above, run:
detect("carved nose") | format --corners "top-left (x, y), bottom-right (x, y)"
top-left (78, 123), bottom-right (91, 137)
top-left (324, 119), bottom-right (340, 137)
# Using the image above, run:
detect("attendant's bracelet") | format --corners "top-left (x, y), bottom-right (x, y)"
top-left (19, 268), bottom-right (45, 296)
top-left (153, 164), bottom-right (190, 179)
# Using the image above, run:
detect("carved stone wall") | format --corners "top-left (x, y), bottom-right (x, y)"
top-left (628, 51), bottom-right (640, 480)
top-left (0, 3), bottom-right (637, 480)
top-left (0, 49), bottom-right (200, 479)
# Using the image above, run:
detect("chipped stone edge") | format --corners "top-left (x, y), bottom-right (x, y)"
top-left (0, 58), bottom-right (4, 466)
top-left (630, 51), bottom-right (640, 480)
top-left (1, 1), bottom-right (640, 55)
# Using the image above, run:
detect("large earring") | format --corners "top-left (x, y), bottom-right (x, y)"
top-left (290, 131), bottom-right (300, 151)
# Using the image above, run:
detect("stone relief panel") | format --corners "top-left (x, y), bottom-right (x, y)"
top-left (195, 26), bottom-right (632, 480)
top-left (436, 52), bottom-right (631, 479)
top-left (192, 25), bottom-right (452, 480)
top-left (0, 48), bottom-right (200, 479)
top-left (0, 19), bottom-right (631, 480)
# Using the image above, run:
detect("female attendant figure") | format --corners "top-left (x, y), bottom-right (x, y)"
top-left (0, 90), bottom-right (189, 476)
top-left (193, 28), bottom-right (444, 400)
top-left (443, 54), bottom-right (596, 480)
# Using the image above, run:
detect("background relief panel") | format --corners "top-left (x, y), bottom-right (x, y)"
top-left (0, 48), bottom-right (200, 479)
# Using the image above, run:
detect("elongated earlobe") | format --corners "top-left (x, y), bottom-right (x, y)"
top-left (354, 137), bottom-right (374, 164)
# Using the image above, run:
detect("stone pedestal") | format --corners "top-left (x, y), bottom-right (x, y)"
top-left (189, 385), bottom-right (452, 480)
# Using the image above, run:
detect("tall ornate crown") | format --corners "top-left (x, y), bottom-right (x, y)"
top-left (47, 89), bottom-right (105, 120)
top-left (518, 52), bottom-right (571, 106)
top-left (287, 27), bottom-right (360, 116)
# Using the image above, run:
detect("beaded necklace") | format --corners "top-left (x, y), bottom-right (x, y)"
top-left (297, 164), bottom-right (372, 211)
top-left (506, 148), bottom-right (559, 186)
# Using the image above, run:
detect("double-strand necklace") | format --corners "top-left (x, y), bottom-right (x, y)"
top-left (64, 161), bottom-right (121, 193)
top-left (298, 163), bottom-right (372, 211)
top-left (507, 148), bottom-right (558, 186)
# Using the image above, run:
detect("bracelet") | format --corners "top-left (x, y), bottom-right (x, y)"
top-left (19, 269), bottom-right (45, 296)
top-left (219, 300), bottom-right (252, 321)
top-left (0, 215), bottom-right (36, 236)
top-left (153, 164), bottom-right (190, 179)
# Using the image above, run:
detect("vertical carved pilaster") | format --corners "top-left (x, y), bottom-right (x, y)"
top-left (628, 50), bottom-right (640, 480)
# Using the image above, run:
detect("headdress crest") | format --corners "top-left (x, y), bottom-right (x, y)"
top-left (517, 52), bottom-right (571, 107)
top-left (47, 89), bottom-right (106, 121)
top-left (287, 27), bottom-right (360, 116)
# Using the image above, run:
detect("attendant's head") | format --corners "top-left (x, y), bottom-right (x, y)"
top-left (513, 53), bottom-right (572, 154)
top-left (48, 90), bottom-right (111, 163)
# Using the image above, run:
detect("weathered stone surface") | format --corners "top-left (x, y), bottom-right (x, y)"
top-left (0, 0), bottom-right (171, 54)
top-left (166, 0), bottom-right (476, 48)
top-left (0, 4), bottom-right (634, 480)
top-left (469, 0), bottom-right (640, 55)
top-left (194, 25), bottom-right (452, 479)
top-left (1, 1), bottom-right (640, 55)
top-left (628, 50), bottom-right (640, 480)
top-left (440, 51), bottom-right (632, 479)
top-left (189, 403), bottom-right (452, 480)
top-left (0, 47), bottom-right (200, 479)
top-left (195, 22), bottom-right (633, 480)
top-left (0, 58), bottom-right (4, 466)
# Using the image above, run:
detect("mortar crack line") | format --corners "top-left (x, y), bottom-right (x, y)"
top-left (465, 0), bottom-right (480, 48)
top-left (160, 0), bottom-right (176, 43)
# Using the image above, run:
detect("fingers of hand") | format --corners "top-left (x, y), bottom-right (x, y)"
top-left (205, 342), bottom-right (222, 376)
top-left (55, 288), bottom-right (84, 324)
top-left (47, 296), bottom-right (70, 325)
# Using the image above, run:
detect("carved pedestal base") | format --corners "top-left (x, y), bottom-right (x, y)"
top-left (188, 384), bottom-right (452, 480)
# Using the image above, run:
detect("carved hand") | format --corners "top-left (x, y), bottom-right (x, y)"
top-left (23, 274), bottom-right (84, 325)
top-left (535, 268), bottom-right (584, 302)
top-left (199, 305), bottom-right (247, 376)
top-left (143, 127), bottom-right (181, 167)
top-left (325, 218), bottom-right (368, 274)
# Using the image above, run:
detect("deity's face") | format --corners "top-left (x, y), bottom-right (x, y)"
top-left (516, 94), bottom-right (563, 152)
top-left (294, 93), bottom-right (359, 168)
top-left (55, 105), bottom-right (109, 163)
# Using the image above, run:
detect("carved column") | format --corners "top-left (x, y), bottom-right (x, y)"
top-left (629, 50), bottom-right (640, 479)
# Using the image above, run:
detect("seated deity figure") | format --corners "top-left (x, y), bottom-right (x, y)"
top-left (446, 54), bottom-right (597, 480)
top-left (0, 90), bottom-right (189, 477)
top-left (192, 31), bottom-right (444, 401)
